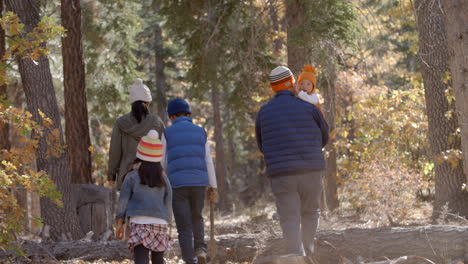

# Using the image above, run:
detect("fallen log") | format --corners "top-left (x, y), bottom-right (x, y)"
top-left (361, 255), bottom-right (436, 264)
top-left (313, 225), bottom-right (468, 264)
top-left (1, 225), bottom-right (467, 263)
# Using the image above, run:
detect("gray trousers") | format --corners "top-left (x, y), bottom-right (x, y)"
top-left (270, 171), bottom-right (323, 256)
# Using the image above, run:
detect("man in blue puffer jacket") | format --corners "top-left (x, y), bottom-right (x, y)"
top-left (255, 66), bottom-right (329, 260)
top-left (161, 98), bottom-right (217, 264)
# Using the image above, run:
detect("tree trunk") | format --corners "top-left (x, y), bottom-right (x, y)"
top-left (0, 0), bottom-right (9, 151)
top-left (61, 0), bottom-right (92, 184)
top-left (286, 0), bottom-right (306, 76)
top-left (8, 226), bottom-right (468, 264)
top-left (5, 0), bottom-right (83, 239)
top-left (415, 0), bottom-right (468, 218)
top-left (224, 105), bottom-right (236, 178)
top-left (212, 87), bottom-right (228, 207)
top-left (441, 0), bottom-right (468, 186)
top-left (322, 51), bottom-right (339, 211)
top-left (152, 0), bottom-right (169, 126)
top-left (269, 3), bottom-right (282, 56)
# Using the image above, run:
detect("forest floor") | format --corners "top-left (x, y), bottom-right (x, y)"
top-left (4, 197), bottom-right (468, 264)
top-left (38, 198), bottom-right (467, 264)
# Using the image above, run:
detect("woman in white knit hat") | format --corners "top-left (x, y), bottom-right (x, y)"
top-left (115, 130), bottom-right (173, 264)
top-left (107, 78), bottom-right (165, 189)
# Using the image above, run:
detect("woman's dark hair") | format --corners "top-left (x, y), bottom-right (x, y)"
top-left (138, 160), bottom-right (165, 188)
top-left (131, 100), bottom-right (149, 123)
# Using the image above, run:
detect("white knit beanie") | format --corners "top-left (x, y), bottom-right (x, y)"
top-left (129, 78), bottom-right (152, 104)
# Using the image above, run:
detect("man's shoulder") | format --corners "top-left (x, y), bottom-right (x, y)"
top-left (262, 95), bottom-right (310, 110)
top-left (259, 97), bottom-right (278, 111)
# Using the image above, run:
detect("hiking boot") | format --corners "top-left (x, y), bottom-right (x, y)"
top-left (195, 248), bottom-right (207, 264)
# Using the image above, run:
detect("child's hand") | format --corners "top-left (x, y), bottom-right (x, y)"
top-left (115, 219), bottom-right (124, 240)
top-left (207, 187), bottom-right (217, 203)
top-left (293, 83), bottom-right (300, 95)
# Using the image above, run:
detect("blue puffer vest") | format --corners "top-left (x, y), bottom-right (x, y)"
top-left (165, 116), bottom-right (209, 188)
top-left (256, 90), bottom-right (328, 177)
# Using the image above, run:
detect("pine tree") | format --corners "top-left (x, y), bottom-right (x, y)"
top-left (162, 0), bottom-right (276, 207)
top-left (61, 0), bottom-right (92, 184)
top-left (5, 0), bottom-right (83, 239)
top-left (415, 0), bottom-right (468, 218)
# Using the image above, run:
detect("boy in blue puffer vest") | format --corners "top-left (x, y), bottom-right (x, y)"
top-left (161, 98), bottom-right (217, 264)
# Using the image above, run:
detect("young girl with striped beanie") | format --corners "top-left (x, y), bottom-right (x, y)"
top-left (115, 129), bottom-right (173, 264)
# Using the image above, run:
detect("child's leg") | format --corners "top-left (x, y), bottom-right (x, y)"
top-left (190, 186), bottom-right (207, 252)
top-left (134, 244), bottom-right (150, 264)
top-left (173, 187), bottom-right (197, 264)
top-left (151, 251), bottom-right (165, 264)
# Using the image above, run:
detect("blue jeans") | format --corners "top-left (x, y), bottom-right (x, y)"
top-left (172, 187), bottom-right (207, 264)
top-left (270, 171), bottom-right (323, 257)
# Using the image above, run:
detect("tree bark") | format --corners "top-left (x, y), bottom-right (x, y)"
top-left (152, 0), bottom-right (170, 126)
top-left (212, 87), bottom-right (228, 208)
top-left (441, 0), bottom-right (468, 186)
top-left (0, 0), bottom-right (10, 151)
top-left (5, 0), bottom-right (83, 239)
top-left (8, 226), bottom-right (468, 263)
top-left (322, 50), bottom-right (339, 211)
top-left (269, 2), bottom-right (282, 56)
top-left (61, 0), bottom-right (92, 184)
top-left (415, 0), bottom-right (468, 218)
top-left (286, 0), bottom-right (306, 76)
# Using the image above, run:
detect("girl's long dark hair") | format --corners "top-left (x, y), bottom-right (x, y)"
top-left (138, 160), bottom-right (165, 188)
top-left (132, 100), bottom-right (149, 123)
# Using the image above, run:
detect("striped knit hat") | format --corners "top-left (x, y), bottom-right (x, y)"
top-left (136, 130), bottom-right (163, 162)
top-left (270, 66), bottom-right (295, 92)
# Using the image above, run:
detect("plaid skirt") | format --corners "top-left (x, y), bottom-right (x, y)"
top-left (128, 223), bottom-right (174, 252)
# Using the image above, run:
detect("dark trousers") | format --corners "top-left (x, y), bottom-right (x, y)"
top-left (172, 186), bottom-right (207, 264)
top-left (134, 244), bottom-right (165, 264)
top-left (270, 171), bottom-right (323, 257)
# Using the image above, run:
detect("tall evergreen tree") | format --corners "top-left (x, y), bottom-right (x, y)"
top-left (5, 0), bottom-right (83, 239)
top-left (82, 0), bottom-right (141, 125)
top-left (152, 0), bottom-right (170, 126)
top-left (415, 0), bottom-right (468, 218)
top-left (162, 0), bottom-right (275, 207)
top-left (286, 0), bottom-right (306, 76)
top-left (321, 48), bottom-right (339, 211)
top-left (61, 0), bottom-right (92, 184)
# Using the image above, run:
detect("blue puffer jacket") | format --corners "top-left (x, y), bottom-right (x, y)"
top-left (255, 90), bottom-right (329, 177)
top-left (165, 116), bottom-right (209, 188)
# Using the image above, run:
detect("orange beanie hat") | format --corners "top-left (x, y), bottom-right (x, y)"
top-left (297, 65), bottom-right (317, 94)
top-left (269, 66), bottom-right (295, 92)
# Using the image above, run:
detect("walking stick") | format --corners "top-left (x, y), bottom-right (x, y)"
top-left (209, 199), bottom-right (217, 261)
